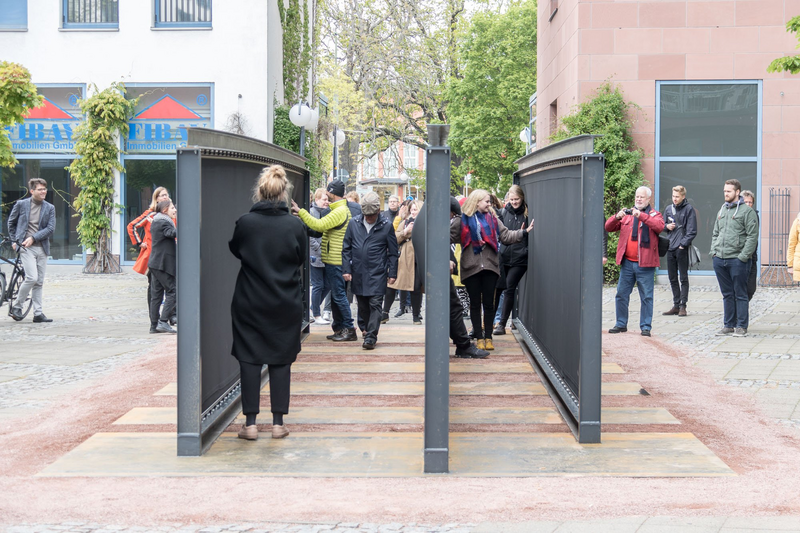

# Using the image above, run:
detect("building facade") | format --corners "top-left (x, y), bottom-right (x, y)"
top-left (357, 140), bottom-right (426, 205)
top-left (537, 0), bottom-right (800, 272)
top-left (0, 0), bottom-right (285, 264)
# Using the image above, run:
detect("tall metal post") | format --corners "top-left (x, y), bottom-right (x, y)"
top-left (299, 126), bottom-right (306, 157)
top-left (423, 124), bottom-right (451, 473)
top-left (332, 125), bottom-right (338, 179)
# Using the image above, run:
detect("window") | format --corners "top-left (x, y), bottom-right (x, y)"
top-left (383, 148), bottom-right (398, 178)
top-left (0, 0), bottom-right (27, 30)
top-left (155, 0), bottom-right (212, 28)
top-left (403, 143), bottom-right (418, 172)
top-left (123, 159), bottom-right (176, 262)
top-left (63, 0), bottom-right (118, 28)
top-left (656, 82), bottom-right (761, 272)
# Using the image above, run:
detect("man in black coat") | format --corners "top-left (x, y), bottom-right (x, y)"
top-left (342, 192), bottom-right (399, 350)
top-left (148, 200), bottom-right (178, 334)
top-left (661, 185), bottom-right (698, 317)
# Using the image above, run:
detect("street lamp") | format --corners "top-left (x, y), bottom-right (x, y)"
top-left (289, 102), bottom-right (313, 157)
top-left (331, 126), bottom-right (346, 180)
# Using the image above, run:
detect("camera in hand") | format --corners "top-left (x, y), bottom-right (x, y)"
top-left (623, 208), bottom-right (634, 215)
top-left (406, 216), bottom-right (416, 225)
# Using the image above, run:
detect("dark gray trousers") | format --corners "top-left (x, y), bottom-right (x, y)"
top-left (239, 360), bottom-right (291, 416)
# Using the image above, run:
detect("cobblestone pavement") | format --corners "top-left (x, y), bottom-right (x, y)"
top-left (2, 273), bottom-right (800, 531)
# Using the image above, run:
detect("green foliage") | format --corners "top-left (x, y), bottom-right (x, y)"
top-left (768, 16), bottom-right (800, 74)
top-left (273, 103), bottom-right (325, 190)
top-left (279, 0), bottom-right (313, 104)
top-left (0, 62), bottom-right (44, 168)
top-left (69, 83), bottom-right (137, 266)
top-left (446, 0), bottom-right (537, 194)
top-left (550, 81), bottom-right (645, 284)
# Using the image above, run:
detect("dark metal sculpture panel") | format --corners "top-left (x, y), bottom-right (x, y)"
top-left (177, 129), bottom-right (309, 456)
top-left (513, 135), bottom-right (604, 443)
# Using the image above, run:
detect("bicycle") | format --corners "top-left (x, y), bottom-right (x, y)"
top-left (0, 233), bottom-right (33, 319)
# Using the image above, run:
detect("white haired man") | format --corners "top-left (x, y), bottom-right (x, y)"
top-left (604, 186), bottom-right (665, 337)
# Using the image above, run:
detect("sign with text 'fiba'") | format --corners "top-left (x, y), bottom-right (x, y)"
top-left (126, 85), bottom-right (212, 154)
top-left (8, 85), bottom-right (84, 154)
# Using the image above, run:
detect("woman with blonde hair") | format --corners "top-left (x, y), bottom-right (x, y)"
top-left (127, 186), bottom-right (172, 333)
top-left (788, 211), bottom-right (800, 282)
top-left (383, 199), bottom-right (424, 324)
top-left (494, 184), bottom-right (530, 335)
top-left (229, 165), bottom-right (306, 440)
top-left (455, 189), bottom-right (532, 350)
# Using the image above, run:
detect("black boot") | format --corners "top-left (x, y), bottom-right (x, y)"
top-left (332, 327), bottom-right (358, 341)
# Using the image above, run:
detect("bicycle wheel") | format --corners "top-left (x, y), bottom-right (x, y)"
top-left (8, 270), bottom-right (33, 318)
top-left (0, 272), bottom-right (5, 306)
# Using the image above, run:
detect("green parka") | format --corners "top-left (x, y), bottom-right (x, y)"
top-left (709, 198), bottom-right (759, 262)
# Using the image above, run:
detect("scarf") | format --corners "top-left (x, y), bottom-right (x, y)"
top-left (461, 211), bottom-right (499, 254)
top-left (630, 205), bottom-right (651, 246)
top-left (506, 202), bottom-right (526, 217)
top-left (153, 212), bottom-right (176, 228)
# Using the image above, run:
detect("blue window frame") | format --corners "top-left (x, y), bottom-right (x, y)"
top-left (154, 0), bottom-right (212, 28)
top-left (62, 0), bottom-right (118, 29)
top-left (0, 0), bottom-right (27, 30)
top-left (655, 80), bottom-right (762, 274)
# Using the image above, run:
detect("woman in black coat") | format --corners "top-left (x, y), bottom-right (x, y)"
top-left (493, 185), bottom-right (529, 335)
top-left (229, 165), bottom-right (307, 441)
top-left (148, 200), bottom-right (178, 334)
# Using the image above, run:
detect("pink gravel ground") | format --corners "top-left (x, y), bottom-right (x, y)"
top-left (1, 333), bottom-right (800, 526)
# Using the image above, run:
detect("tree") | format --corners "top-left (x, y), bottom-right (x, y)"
top-left (446, 0), bottom-right (536, 193)
top-left (0, 62), bottom-right (44, 168)
top-left (768, 16), bottom-right (800, 74)
top-left (69, 82), bottom-right (138, 274)
top-left (550, 82), bottom-right (645, 283)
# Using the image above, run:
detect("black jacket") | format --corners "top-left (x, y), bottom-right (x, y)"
top-left (229, 201), bottom-right (307, 365)
top-left (662, 199), bottom-right (698, 251)
top-left (383, 208), bottom-right (399, 224)
top-left (499, 203), bottom-right (529, 267)
top-left (148, 215), bottom-right (177, 275)
top-left (342, 214), bottom-right (399, 296)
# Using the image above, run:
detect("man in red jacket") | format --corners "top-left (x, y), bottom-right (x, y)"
top-left (605, 186), bottom-right (665, 337)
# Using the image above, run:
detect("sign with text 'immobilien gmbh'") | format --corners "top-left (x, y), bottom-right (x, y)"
top-left (126, 85), bottom-right (213, 155)
top-left (7, 85), bottom-right (84, 154)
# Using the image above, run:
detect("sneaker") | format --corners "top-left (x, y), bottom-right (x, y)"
top-left (33, 314), bottom-right (53, 323)
top-left (662, 307), bottom-right (679, 316)
top-left (149, 326), bottom-right (164, 334)
top-left (322, 311), bottom-right (332, 321)
top-left (332, 327), bottom-right (358, 341)
top-left (733, 327), bottom-right (747, 337)
top-left (309, 316), bottom-right (315, 324)
top-left (641, 330), bottom-right (651, 337)
top-left (315, 315), bottom-right (331, 325)
top-left (493, 325), bottom-right (506, 336)
top-left (237, 424), bottom-right (258, 440)
top-left (380, 312), bottom-right (390, 324)
top-left (156, 320), bottom-right (176, 334)
top-left (272, 424), bottom-right (289, 439)
top-left (394, 306), bottom-right (407, 318)
top-left (9, 307), bottom-right (23, 322)
top-left (455, 343), bottom-right (489, 359)
top-left (608, 327), bottom-right (627, 334)
top-left (716, 327), bottom-right (734, 336)
top-left (362, 339), bottom-right (376, 350)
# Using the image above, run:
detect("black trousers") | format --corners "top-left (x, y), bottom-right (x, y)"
top-left (748, 255), bottom-right (758, 301)
top-left (149, 268), bottom-right (176, 324)
top-left (383, 288), bottom-right (422, 317)
top-left (666, 248), bottom-right (689, 307)
top-left (146, 271), bottom-right (154, 327)
top-left (463, 270), bottom-right (499, 339)
top-left (499, 265), bottom-right (527, 327)
top-left (239, 360), bottom-right (291, 416)
top-left (450, 279), bottom-right (471, 348)
top-left (356, 294), bottom-right (384, 342)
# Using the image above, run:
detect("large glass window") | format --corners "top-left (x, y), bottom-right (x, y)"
top-left (403, 143), bottom-right (418, 172)
top-left (122, 159), bottom-right (176, 262)
top-left (0, 159), bottom-right (82, 261)
top-left (383, 148), bottom-right (398, 178)
top-left (63, 0), bottom-right (118, 28)
top-left (154, 0), bottom-right (211, 27)
top-left (656, 81), bottom-right (761, 272)
top-left (0, 0), bottom-right (27, 29)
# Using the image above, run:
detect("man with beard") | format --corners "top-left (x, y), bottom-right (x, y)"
top-left (605, 186), bottom-right (665, 337)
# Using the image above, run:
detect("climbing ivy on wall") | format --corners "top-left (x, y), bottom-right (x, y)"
top-left (278, 0), bottom-right (313, 104)
top-left (69, 82), bottom-right (138, 273)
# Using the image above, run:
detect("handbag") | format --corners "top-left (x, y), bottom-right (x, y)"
top-left (689, 245), bottom-right (701, 269)
top-left (658, 235), bottom-right (670, 257)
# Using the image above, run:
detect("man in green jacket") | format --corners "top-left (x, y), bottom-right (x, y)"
top-left (710, 178), bottom-right (759, 338)
top-left (292, 179), bottom-right (357, 341)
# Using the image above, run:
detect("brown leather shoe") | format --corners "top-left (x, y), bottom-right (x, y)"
top-left (662, 306), bottom-right (680, 316)
top-left (237, 424), bottom-right (258, 440)
top-left (272, 424), bottom-right (290, 439)
top-left (678, 306), bottom-right (687, 317)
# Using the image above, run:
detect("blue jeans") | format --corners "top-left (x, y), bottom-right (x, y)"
top-left (614, 258), bottom-right (655, 331)
top-left (494, 292), bottom-right (504, 324)
top-left (324, 263), bottom-right (353, 331)
top-left (310, 266), bottom-right (330, 317)
top-left (713, 256), bottom-right (750, 329)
